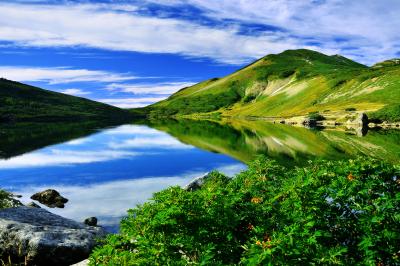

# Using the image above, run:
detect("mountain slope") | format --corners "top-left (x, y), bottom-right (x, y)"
top-left (0, 78), bottom-right (131, 122)
top-left (146, 49), bottom-right (400, 122)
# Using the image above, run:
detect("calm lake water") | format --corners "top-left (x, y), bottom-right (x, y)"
top-left (0, 119), bottom-right (399, 232)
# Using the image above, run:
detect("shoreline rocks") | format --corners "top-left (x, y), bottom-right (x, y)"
top-left (31, 189), bottom-right (68, 208)
top-left (0, 206), bottom-right (106, 265)
top-left (84, 217), bottom-right (98, 227)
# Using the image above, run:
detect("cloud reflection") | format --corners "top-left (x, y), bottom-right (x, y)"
top-left (15, 163), bottom-right (245, 231)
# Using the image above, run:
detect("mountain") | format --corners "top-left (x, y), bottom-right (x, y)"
top-left (145, 49), bottom-right (400, 122)
top-left (0, 78), bottom-right (132, 122)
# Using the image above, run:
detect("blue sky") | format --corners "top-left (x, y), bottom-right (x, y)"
top-left (0, 0), bottom-right (399, 108)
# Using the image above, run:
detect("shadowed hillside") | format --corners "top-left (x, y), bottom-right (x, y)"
top-left (0, 78), bottom-right (133, 122)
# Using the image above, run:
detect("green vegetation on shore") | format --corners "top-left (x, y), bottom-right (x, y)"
top-left (0, 78), bottom-right (132, 122)
top-left (142, 49), bottom-right (400, 123)
top-left (90, 157), bottom-right (400, 265)
top-left (0, 190), bottom-right (18, 209)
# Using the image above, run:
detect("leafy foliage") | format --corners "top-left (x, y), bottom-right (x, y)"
top-left (0, 190), bottom-right (17, 209)
top-left (90, 157), bottom-right (400, 265)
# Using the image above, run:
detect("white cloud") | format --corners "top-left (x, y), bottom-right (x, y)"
top-left (106, 82), bottom-right (195, 95)
top-left (97, 96), bottom-right (168, 108)
top-left (60, 88), bottom-right (90, 96)
top-left (0, 66), bottom-right (136, 84)
top-left (104, 125), bottom-right (162, 135)
top-left (149, 0), bottom-right (400, 64)
top-left (109, 135), bottom-right (193, 150)
top-left (0, 149), bottom-right (138, 169)
top-left (0, 2), bottom-right (299, 64)
top-left (0, 1), bottom-right (398, 65)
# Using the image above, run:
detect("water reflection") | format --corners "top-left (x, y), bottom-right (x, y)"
top-left (1, 119), bottom-right (399, 232)
top-left (145, 119), bottom-right (400, 165)
top-left (0, 123), bottom-right (246, 232)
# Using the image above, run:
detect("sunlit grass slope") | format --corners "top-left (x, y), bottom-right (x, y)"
top-left (0, 78), bottom-right (131, 122)
top-left (147, 49), bottom-right (400, 121)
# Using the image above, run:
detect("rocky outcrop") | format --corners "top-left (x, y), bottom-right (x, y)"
top-left (0, 207), bottom-right (106, 266)
top-left (31, 189), bottom-right (68, 208)
top-left (184, 173), bottom-right (210, 191)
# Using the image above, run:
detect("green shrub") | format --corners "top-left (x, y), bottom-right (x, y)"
top-left (345, 107), bottom-right (357, 111)
top-left (0, 190), bottom-right (15, 209)
top-left (308, 111), bottom-right (325, 121)
top-left (90, 157), bottom-right (400, 265)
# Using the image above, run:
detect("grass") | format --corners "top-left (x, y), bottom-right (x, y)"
top-left (90, 157), bottom-right (400, 265)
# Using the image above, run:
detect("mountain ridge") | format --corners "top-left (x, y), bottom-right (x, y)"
top-left (143, 49), bottom-right (400, 123)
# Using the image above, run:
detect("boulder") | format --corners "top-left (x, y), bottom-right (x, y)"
top-left (84, 217), bottom-right (98, 227)
top-left (31, 189), bottom-right (68, 208)
top-left (184, 173), bottom-right (210, 192)
top-left (0, 207), bottom-right (106, 266)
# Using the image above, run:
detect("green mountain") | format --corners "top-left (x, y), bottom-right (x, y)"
top-left (145, 49), bottom-right (400, 122)
top-left (0, 78), bottom-right (132, 122)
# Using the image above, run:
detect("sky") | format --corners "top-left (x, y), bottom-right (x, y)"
top-left (0, 0), bottom-right (399, 108)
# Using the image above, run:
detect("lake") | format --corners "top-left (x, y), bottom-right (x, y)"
top-left (1, 119), bottom-right (399, 232)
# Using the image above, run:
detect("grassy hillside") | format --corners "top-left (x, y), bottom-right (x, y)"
top-left (0, 78), bottom-right (132, 122)
top-left (145, 49), bottom-right (400, 122)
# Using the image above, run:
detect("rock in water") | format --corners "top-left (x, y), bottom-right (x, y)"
top-left (0, 207), bottom-right (106, 266)
top-left (30, 189), bottom-right (68, 208)
top-left (84, 217), bottom-right (98, 226)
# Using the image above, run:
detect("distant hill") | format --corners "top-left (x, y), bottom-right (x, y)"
top-left (145, 49), bottom-right (400, 122)
top-left (0, 78), bottom-right (132, 122)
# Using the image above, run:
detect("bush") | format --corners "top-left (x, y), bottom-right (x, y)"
top-left (308, 111), bottom-right (326, 121)
top-left (0, 190), bottom-right (16, 209)
top-left (90, 157), bottom-right (400, 265)
top-left (345, 107), bottom-right (357, 111)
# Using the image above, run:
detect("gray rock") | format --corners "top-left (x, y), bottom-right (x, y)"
top-left (355, 112), bottom-right (368, 126)
top-left (84, 217), bottom-right (98, 226)
top-left (71, 259), bottom-right (89, 266)
top-left (0, 207), bottom-right (106, 266)
top-left (31, 189), bottom-right (68, 208)
top-left (184, 173), bottom-right (210, 192)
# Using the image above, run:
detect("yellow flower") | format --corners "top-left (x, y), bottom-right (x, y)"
top-left (347, 173), bottom-right (355, 181)
top-left (251, 197), bottom-right (263, 204)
